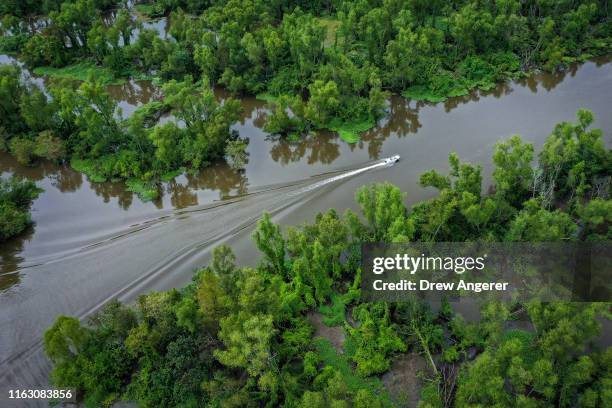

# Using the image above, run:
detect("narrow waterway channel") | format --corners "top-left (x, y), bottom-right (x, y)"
top-left (0, 55), bottom-right (611, 395)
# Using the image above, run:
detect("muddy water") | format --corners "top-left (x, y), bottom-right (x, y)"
top-left (0, 57), bottom-right (611, 395)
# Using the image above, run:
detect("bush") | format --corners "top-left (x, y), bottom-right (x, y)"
top-left (9, 137), bottom-right (36, 165)
top-left (34, 131), bottom-right (66, 162)
top-left (0, 177), bottom-right (42, 241)
top-left (0, 201), bottom-right (30, 241)
top-left (0, 33), bottom-right (29, 53)
top-left (21, 33), bottom-right (68, 67)
top-left (0, 177), bottom-right (42, 209)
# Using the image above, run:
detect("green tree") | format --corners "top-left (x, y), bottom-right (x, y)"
top-left (197, 269), bottom-right (230, 331)
top-left (44, 315), bottom-right (89, 366)
top-left (162, 76), bottom-right (242, 168)
top-left (0, 65), bottom-right (25, 135)
top-left (34, 131), bottom-right (66, 162)
top-left (492, 135), bottom-right (534, 207)
top-left (148, 122), bottom-right (183, 169)
top-left (349, 303), bottom-right (406, 376)
top-left (355, 182), bottom-right (413, 242)
top-left (214, 312), bottom-right (276, 378)
top-left (538, 110), bottom-right (608, 201)
top-left (305, 80), bottom-right (340, 128)
top-left (505, 199), bottom-right (576, 241)
top-left (253, 212), bottom-right (286, 276)
top-left (0, 177), bottom-right (42, 241)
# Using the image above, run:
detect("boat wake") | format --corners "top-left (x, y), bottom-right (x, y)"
top-left (0, 157), bottom-right (396, 401)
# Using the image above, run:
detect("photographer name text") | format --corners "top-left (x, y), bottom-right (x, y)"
top-left (372, 279), bottom-right (509, 292)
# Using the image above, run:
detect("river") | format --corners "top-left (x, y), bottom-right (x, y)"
top-left (0, 54), bottom-right (611, 398)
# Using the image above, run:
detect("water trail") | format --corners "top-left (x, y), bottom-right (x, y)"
top-left (12, 158), bottom-right (394, 270)
top-left (288, 158), bottom-right (393, 197)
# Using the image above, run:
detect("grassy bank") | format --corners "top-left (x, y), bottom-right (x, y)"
top-left (33, 62), bottom-right (122, 85)
top-left (327, 117), bottom-right (375, 143)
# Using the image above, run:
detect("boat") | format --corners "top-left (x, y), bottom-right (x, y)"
top-left (383, 155), bottom-right (400, 164)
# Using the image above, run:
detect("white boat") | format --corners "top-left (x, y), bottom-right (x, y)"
top-left (383, 155), bottom-right (400, 164)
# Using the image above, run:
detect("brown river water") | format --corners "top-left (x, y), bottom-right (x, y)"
top-left (0, 53), bottom-right (611, 398)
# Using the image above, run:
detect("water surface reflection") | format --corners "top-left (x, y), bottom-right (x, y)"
top-left (0, 56), bottom-right (610, 293)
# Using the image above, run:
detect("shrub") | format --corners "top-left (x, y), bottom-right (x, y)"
top-left (9, 137), bottom-right (36, 165)
top-left (0, 201), bottom-right (30, 241)
top-left (0, 177), bottom-right (42, 241)
top-left (34, 131), bottom-right (66, 162)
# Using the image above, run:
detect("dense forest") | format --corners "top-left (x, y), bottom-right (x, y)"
top-left (0, 0), bottom-right (611, 198)
top-left (43, 111), bottom-right (611, 407)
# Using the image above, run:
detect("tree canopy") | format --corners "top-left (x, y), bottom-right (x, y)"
top-left (44, 111), bottom-right (611, 407)
top-left (1, 0), bottom-right (609, 144)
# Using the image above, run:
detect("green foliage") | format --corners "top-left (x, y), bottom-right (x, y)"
top-left (125, 179), bottom-right (159, 202)
top-left (268, 0), bottom-right (606, 108)
top-left (319, 292), bottom-right (348, 327)
top-left (34, 131), bottom-right (66, 162)
top-left (133, 3), bottom-right (166, 19)
top-left (224, 138), bottom-right (249, 170)
top-left (317, 17), bottom-right (340, 48)
top-left (287, 209), bottom-right (352, 306)
top-left (33, 62), bottom-right (120, 85)
top-left (402, 85), bottom-right (448, 103)
top-left (70, 159), bottom-right (107, 183)
top-left (1, 0), bottom-right (119, 17)
top-left (215, 312), bottom-right (276, 378)
top-left (538, 109), bottom-right (610, 203)
top-left (348, 303), bottom-right (407, 377)
top-left (6, 0), bottom-right (610, 153)
top-left (0, 177), bottom-right (42, 241)
top-left (263, 94), bottom-right (307, 137)
top-left (456, 303), bottom-right (609, 407)
top-left (505, 198), bottom-right (577, 241)
top-left (0, 64), bottom-right (26, 135)
top-left (253, 212), bottom-right (287, 277)
top-left (393, 299), bottom-right (445, 373)
top-left (0, 64), bottom-right (241, 200)
top-left (9, 137), bottom-right (36, 165)
top-left (327, 117), bottom-right (375, 143)
top-left (21, 32), bottom-right (71, 68)
top-left (492, 135), bottom-right (535, 207)
top-left (305, 80), bottom-right (340, 128)
top-left (0, 201), bottom-right (31, 240)
top-left (44, 302), bottom-right (138, 407)
top-left (197, 269), bottom-right (230, 331)
top-left (577, 198), bottom-right (612, 240)
top-left (0, 17), bottom-right (29, 54)
top-left (313, 338), bottom-right (388, 401)
top-left (161, 75), bottom-right (243, 168)
top-left (355, 182), bottom-right (414, 242)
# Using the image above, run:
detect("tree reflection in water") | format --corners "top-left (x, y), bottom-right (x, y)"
top-left (0, 226), bottom-right (33, 291)
top-left (183, 163), bottom-right (249, 201)
top-left (268, 132), bottom-right (341, 165)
